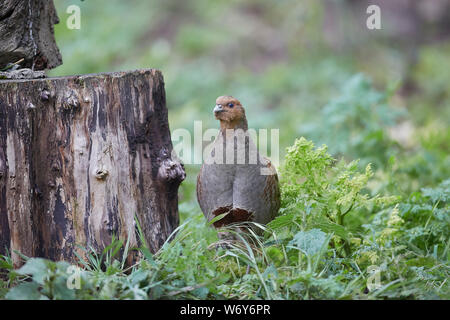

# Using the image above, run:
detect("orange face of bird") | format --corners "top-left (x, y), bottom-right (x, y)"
top-left (213, 96), bottom-right (246, 125)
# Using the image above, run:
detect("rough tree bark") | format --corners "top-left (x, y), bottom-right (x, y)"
top-left (0, 69), bottom-right (185, 266)
top-left (0, 0), bottom-right (62, 70)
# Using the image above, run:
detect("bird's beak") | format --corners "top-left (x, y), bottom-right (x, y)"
top-left (213, 104), bottom-right (224, 114)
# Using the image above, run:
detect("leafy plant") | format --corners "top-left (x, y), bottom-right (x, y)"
top-left (271, 137), bottom-right (398, 255)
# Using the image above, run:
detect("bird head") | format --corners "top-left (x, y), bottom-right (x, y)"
top-left (213, 96), bottom-right (248, 130)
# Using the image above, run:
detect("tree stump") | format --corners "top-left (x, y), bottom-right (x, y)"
top-left (0, 69), bottom-right (185, 266)
top-left (0, 0), bottom-right (62, 70)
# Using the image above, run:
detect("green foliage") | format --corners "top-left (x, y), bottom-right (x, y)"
top-left (397, 179), bottom-right (450, 254)
top-left (5, 258), bottom-right (75, 300)
top-left (274, 137), bottom-right (398, 246)
top-left (1, 217), bottom-right (228, 300)
top-left (289, 229), bottom-right (328, 257)
top-left (2, 135), bottom-right (447, 300)
top-left (303, 74), bottom-right (406, 170)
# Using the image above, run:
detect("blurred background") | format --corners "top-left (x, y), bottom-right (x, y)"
top-left (51, 0), bottom-right (450, 217)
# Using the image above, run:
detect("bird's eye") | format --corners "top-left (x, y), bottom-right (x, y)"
top-left (228, 103), bottom-right (234, 108)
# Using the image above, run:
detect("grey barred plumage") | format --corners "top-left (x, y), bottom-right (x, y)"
top-left (196, 96), bottom-right (280, 231)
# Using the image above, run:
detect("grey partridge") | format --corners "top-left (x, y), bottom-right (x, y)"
top-left (196, 96), bottom-right (280, 232)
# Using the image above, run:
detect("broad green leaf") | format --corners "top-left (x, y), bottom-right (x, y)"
top-left (6, 282), bottom-right (42, 300)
